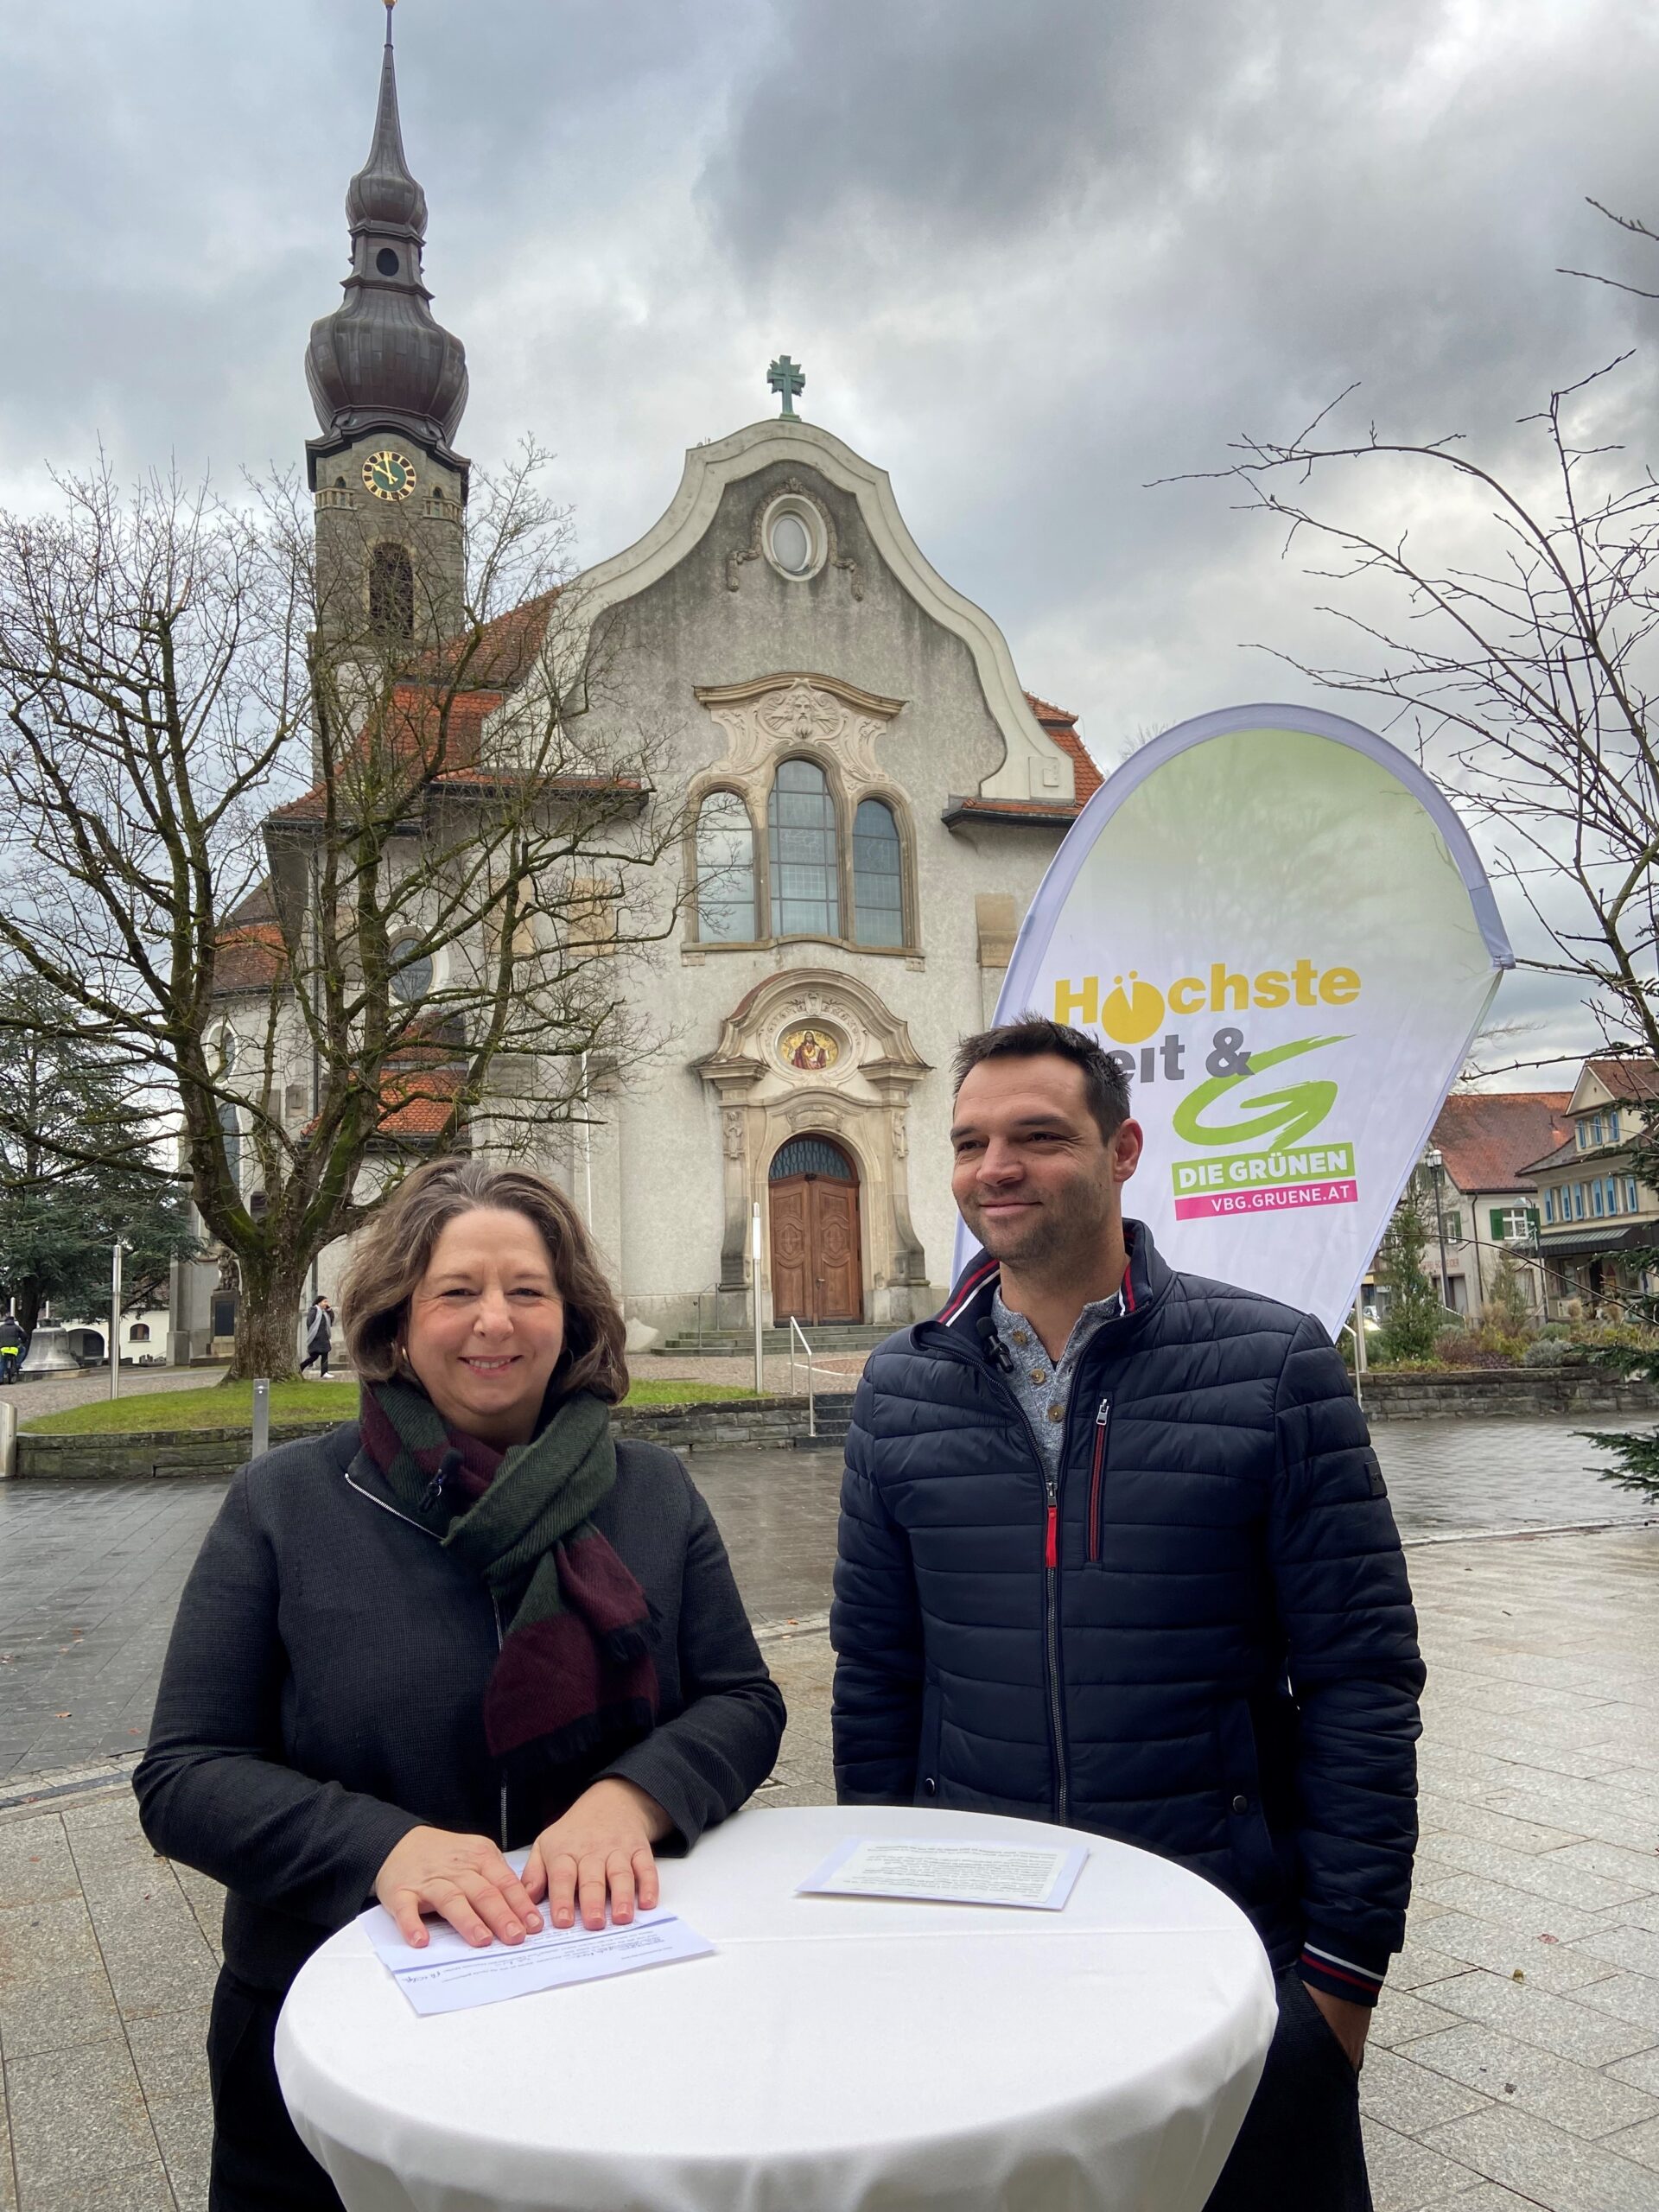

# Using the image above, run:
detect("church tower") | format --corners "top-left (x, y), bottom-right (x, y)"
top-left (305, 3), bottom-right (468, 651)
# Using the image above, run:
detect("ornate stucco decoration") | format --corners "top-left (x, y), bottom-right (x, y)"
top-left (563, 417), bottom-right (1074, 806)
top-left (727, 478), bottom-right (861, 599)
top-left (695, 969), bottom-right (931, 1311)
top-left (694, 672), bottom-right (906, 801)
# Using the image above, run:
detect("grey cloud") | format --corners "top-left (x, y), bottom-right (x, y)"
top-left (0, 0), bottom-right (1653, 1075)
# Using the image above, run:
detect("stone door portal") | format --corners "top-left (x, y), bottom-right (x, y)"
top-left (768, 1135), bottom-right (862, 1325)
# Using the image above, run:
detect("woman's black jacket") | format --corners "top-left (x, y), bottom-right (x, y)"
top-left (134, 1422), bottom-right (785, 1997)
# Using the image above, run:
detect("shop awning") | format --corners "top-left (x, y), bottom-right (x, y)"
top-left (1537, 1223), bottom-right (1655, 1260)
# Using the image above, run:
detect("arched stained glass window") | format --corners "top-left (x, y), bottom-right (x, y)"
top-left (695, 791), bottom-right (757, 943)
top-left (369, 542), bottom-right (415, 639)
top-left (770, 1135), bottom-right (855, 1180)
top-left (768, 759), bottom-right (841, 939)
top-left (852, 798), bottom-right (904, 947)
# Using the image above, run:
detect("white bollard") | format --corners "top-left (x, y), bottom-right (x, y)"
top-left (751, 1203), bottom-right (765, 1397)
top-left (0, 1402), bottom-right (16, 1480)
top-left (251, 1379), bottom-right (270, 1461)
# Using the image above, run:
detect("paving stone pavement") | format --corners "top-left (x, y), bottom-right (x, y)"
top-left (0, 1414), bottom-right (1649, 1783)
top-left (3, 1529), bottom-right (1659, 2209)
top-left (3, 1422), bottom-right (1659, 2209)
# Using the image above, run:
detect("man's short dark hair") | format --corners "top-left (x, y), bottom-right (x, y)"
top-left (952, 1014), bottom-right (1131, 1144)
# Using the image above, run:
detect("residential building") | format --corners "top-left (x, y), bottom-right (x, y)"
top-left (1419, 1091), bottom-right (1572, 1318)
top-left (1520, 1056), bottom-right (1659, 1317)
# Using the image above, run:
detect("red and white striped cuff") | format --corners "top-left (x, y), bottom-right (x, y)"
top-left (1300, 1935), bottom-right (1388, 2009)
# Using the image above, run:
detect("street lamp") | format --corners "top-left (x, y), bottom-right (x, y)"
top-left (1423, 1148), bottom-right (1453, 1313)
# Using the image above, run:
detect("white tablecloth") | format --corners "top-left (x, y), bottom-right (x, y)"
top-left (276, 1804), bottom-right (1276, 2212)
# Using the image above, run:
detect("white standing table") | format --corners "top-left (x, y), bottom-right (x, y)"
top-left (276, 1804), bottom-right (1275, 2212)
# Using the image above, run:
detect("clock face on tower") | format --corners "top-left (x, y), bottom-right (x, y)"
top-left (362, 449), bottom-right (417, 501)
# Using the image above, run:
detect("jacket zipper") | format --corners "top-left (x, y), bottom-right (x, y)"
top-left (1041, 1447), bottom-right (1068, 1825)
top-left (935, 1347), bottom-right (1072, 1826)
top-left (346, 1463), bottom-right (511, 1847)
top-left (924, 1337), bottom-right (1136, 1828)
top-left (1086, 1397), bottom-right (1111, 1564)
top-left (492, 1592), bottom-right (509, 1849)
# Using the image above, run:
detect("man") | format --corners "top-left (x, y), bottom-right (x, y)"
top-left (832, 1017), bottom-right (1422, 2211)
top-left (0, 1312), bottom-right (23, 1384)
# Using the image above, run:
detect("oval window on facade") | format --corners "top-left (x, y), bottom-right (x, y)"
top-left (761, 496), bottom-right (825, 582)
top-left (769, 512), bottom-right (812, 573)
top-left (389, 936), bottom-right (434, 1001)
top-left (695, 791), bottom-right (757, 943)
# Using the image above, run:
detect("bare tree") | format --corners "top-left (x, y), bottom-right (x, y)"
top-left (0, 448), bottom-right (688, 1379)
top-left (1173, 357), bottom-right (1659, 1071)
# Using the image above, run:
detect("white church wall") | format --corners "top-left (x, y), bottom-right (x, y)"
top-left (556, 442), bottom-right (1068, 1330)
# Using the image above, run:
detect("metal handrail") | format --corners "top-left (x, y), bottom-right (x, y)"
top-left (789, 1316), bottom-right (817, 1440)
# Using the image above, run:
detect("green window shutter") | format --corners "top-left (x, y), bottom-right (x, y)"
top-left (1526, 1207), bottom-right (1540, 1236)
top-left (1489, 1208), bottom-right (1507, 1240)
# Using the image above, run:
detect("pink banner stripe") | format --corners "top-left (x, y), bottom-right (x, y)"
top-left (1173, 1178), bottom-right (1358, 1222)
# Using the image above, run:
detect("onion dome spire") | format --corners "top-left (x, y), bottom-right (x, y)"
top-left (304, 2), bottom-right (468, 472)
top-left (346, 3), bottom-right (428, 238)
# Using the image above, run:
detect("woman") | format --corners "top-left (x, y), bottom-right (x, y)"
top-left (297, 1293), bottom-right (332, 1377)
top-left (136, 1158), bottom-right (785, 2212)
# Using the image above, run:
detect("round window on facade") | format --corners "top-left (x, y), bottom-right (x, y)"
top-left (762, 496), bottom-right (825, 582)
top-left (376, 247), bottom-right (400, 276)
top-left (389, 936), bottom-right (434, 1002)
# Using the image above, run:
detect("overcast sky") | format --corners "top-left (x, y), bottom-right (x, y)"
top-left (3, 0), bottom-right (1656, 1086)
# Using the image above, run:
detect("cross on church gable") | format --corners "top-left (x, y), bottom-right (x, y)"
top-left (767, 355), bottom-right (805, 417)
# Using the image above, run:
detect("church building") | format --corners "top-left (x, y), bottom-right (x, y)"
top-left (171, 13), bottom-right (1100, 1357)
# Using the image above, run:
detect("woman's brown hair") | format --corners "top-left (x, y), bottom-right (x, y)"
top-left (340, 1155), bottom-right (629, 1403)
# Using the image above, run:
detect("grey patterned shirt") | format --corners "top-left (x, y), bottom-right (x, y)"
top-left (991, 1286), bottom-right (1124, 1479)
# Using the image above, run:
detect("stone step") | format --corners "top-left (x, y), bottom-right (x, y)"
top-left (657, 1327), bottom-right (888, 1356)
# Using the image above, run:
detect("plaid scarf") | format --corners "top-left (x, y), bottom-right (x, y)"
top-left (360, 1376), bottom-right (658, 1823)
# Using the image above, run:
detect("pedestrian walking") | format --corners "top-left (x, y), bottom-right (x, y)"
top-left (832, 1017), bottom-right (1424, 2212)
top-left (299, 1294), bottom-right (333, 1378)
top-left (0, 1313), bottom-right (23, 1383)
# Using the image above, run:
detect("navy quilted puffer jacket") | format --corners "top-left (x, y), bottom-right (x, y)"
top-left (831, 1221), bottom-right (1424, 1998)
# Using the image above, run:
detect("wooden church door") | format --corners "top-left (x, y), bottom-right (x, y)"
top-left (767, 1135), bottom-right (863, 1325)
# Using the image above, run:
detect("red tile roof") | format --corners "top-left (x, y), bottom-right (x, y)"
top-left (1430, 1091), bottom-right (1573, 1196)
top-left (942, 795), bottom-right (1087, 825)
top-left (410, 589), bottom-right (560, 691)
top-left (270, 683), bottom-right (506, 823)
top-left (377, 1062), bottom-right (464, 1140)
top-left (212, 883), bottom-right (288, 994)
top-left (1024, 692), bottom-right (1104, 805)
top-left (1585, 1055), bottom-right (1659, 1103)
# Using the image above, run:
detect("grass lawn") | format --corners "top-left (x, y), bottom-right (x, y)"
top-left (23, 1375), bottom-right (762, 1438)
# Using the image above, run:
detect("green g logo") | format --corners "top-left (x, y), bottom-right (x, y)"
top-left (1171, 1034), bottom-right (1344, 1149)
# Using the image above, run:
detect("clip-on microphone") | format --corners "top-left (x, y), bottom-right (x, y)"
top-left (976, 1316), bottom-right (1013, 1373)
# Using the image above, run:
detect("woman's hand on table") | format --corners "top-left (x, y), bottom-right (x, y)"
top-left (524, 1778), bottom-right (672, 1931)
top-left (374, 1827), bottom-right (543, 1949)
